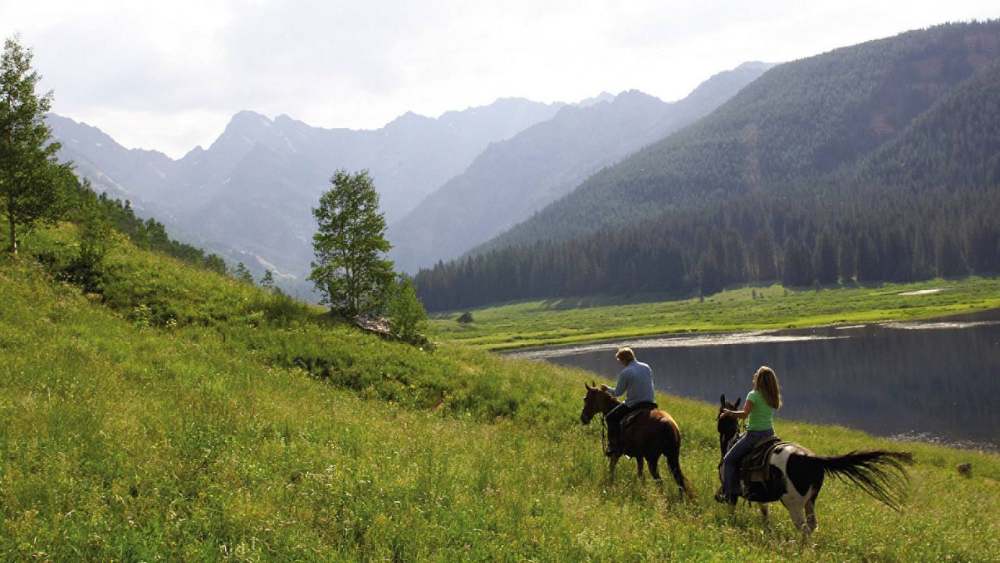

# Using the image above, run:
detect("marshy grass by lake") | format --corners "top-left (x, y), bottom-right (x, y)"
top-left (1, 226), bottom-right (998, 560)
top-left (428, 279), bottom-right (1000, 350)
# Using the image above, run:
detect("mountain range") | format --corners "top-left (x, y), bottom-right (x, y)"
top-left (415, 20), bottom-right (1000, 310)
top-left (388, 62), bottom-right (772, 273)
top-left (49, 64), bottom-right (767, 290)
top-left (49, 98), bottom-right (565, 290)
top-left (479, 21), bottom-right (1000, 253)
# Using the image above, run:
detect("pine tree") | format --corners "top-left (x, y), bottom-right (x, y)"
top-left (813, 231), bottom-right (839, 285)
top-left (260, 270), bottom-right (275, 290)
top-left (234, 263), bottom-right (254, 284)
top-left (309, 169), bottom-right (394, 317)
top-left (0, 36), bottom-right (69, 254)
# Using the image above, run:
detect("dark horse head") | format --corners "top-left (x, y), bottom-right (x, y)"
top-left (580, 382), bottom-right (619, 425)
top-left (717, 394), bottom-right (742, 457)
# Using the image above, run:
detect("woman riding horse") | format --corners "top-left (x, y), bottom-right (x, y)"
top-left (716, 366), bottom-right (781, 504)
top-left (715, 367), bottom-right (913, 537)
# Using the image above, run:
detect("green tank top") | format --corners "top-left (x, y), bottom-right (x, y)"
top-left (746, 389), bottom-right (774, 431)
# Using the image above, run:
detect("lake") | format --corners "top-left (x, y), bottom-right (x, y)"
top-left (512, 309), bottom-right (1000, 450)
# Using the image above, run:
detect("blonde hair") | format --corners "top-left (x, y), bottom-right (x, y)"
top-left (753, 366), bottom-right (782, 409)
top-left (615, 347), bottom-right (635, 363)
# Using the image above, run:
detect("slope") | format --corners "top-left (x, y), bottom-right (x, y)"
top-left (0, 222), bottom-right (998, 559)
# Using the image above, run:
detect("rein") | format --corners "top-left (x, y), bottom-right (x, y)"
top-left (599, 412), bottom-right (608, 453)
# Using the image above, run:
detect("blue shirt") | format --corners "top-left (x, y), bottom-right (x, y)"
top-left (609, 360), bottom-right (655, 406)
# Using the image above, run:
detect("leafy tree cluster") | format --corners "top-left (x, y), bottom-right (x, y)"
top-left (310, 169), bottom-right (427, 343)
top-left (65, 181), bottom-right (230, 274)
top-left (0, 36), bottom-right (69, 254)
top-left (415, 184), bottom-right (1000, 311)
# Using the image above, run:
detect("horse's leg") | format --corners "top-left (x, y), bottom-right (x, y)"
top-left (805, 496), bottom-right (818, 533)
top-left (666, 448), bottom-right (687, 496)
top-left (647, 455), bottom-right (661, 481)
top-left (608, 454), bottom-right (620, 482)
top-left (780, 493), bottom-right (809, 538)
top-left (759, 503), bottom-right (769, 526)
top-left (636, 456), bottom-right (645, 479)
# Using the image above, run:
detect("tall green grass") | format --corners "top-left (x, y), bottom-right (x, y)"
top-left (0, 226), bottom-right (998, 560)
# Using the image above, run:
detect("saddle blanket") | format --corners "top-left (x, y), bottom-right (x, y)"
top-left (622, 402), bottom-right (658, 428)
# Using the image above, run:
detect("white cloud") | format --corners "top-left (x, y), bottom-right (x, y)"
top-left (1, 0), bottom-right (997, 157)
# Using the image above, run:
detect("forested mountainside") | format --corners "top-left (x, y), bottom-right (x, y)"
top-left (49, 98), bottom-right (563, 290)
top-left (389, 62), bottom-right (771, 273)
top-left (479, 21), bottom-right (1000, 252)
top-left (415, 21), bottom-right (1000, 311)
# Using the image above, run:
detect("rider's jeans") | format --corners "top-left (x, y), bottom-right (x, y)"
top-left (723, 429), bottom-right (775, 496)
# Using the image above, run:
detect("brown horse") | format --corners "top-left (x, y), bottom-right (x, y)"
top-left (580, 382), bottom-right (689, 495)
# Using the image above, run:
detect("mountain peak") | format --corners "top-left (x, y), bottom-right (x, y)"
top-left (575, 92), bottom-right (616, 107)
top-left (227, 110), bottom-right (273, 129)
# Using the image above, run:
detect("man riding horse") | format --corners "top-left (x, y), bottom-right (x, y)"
top-left (601, 347), bottom-right (657, 457)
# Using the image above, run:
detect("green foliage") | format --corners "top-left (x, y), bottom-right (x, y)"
top-left (309, 169), bottom-right (394, 317)
top-left (60, 198), bottom-right (114, 293)
top-left (384, 275), bottom-right (428, 344)
top-left (417, 185), bottom-right (1000, 309)
top-left (0, 36), bottom-right (71, 254)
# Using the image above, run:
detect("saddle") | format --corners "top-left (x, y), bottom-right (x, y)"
top-left (738, 436), bottom-right (786, 483)
top-left (621, 402), bottom-right (658, 429)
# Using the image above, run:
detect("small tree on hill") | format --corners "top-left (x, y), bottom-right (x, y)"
top-left (234, 262), bottom-right (254, 284)
top-left (385, 275), bottom-right (427, 343)
top-left (259, 269), bottom-right (275, 289)
top-left (309, 169), bottom-right (394, 317)
top-left (0, 36), bottom-right (69, 255)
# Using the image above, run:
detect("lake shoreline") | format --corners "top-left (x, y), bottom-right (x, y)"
top-left (500, 305), bottom-right (1000, 357)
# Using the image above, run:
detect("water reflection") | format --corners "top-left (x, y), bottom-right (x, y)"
top-left (527, 311), bottom-right (1000, 450)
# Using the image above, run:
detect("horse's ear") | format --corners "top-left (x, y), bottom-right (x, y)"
top-left (720, 394), bottom-right (726, 406)
top-left (735, 397), bottom-right (742, 408)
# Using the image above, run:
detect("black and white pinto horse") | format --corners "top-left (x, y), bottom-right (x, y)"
top-left (717, 395), bottom-right (913, 537)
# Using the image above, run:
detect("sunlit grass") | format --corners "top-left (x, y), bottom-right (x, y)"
top-left (428, 280), bottom-right (1000, 350)
top-left (0, 227), bottom-right (998, 559)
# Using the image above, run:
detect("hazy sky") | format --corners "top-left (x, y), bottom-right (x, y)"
top-left (2, 1), bottom-right (998, 158)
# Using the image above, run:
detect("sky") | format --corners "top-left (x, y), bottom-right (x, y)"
top-left (2, 0), bottom-right (998, 158)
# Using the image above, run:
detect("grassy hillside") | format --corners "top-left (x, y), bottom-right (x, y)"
top-left (428, 278), bottom-right (1000, 350)
top-left (1, 227), bottom-right (999, 560)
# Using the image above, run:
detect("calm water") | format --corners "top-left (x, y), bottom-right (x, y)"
top-left (515, 310), bottom-right (1000, 450)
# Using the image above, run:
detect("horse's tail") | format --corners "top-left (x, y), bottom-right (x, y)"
top-left (805, 450), bottom-right (914, 511)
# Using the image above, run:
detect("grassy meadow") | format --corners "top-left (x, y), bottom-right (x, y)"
top-left (1, 225), bottom-right (999, 560)
top-left (427, 280), bottom-right (1000, 350)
